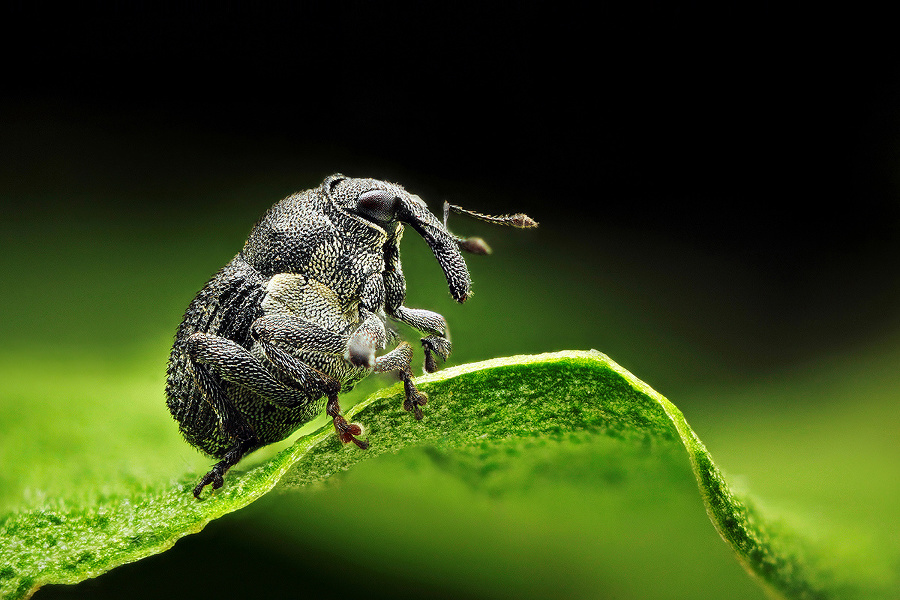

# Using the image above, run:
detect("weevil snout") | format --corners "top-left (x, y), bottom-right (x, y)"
top-left (396, 194), bottom-right (472, 303)
top-left (332, 176), bottom-right (536, 304)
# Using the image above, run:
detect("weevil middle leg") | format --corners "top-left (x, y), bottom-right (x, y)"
top-left (250, 315), bottom-right (369, 449)
top-left (374, 341), bottom-right (428, 419)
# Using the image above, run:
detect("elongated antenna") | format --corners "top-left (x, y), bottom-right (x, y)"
top-left (445, 203), bottom-right (539, 229)
top-left (443, 201), bottom-right (538, 255)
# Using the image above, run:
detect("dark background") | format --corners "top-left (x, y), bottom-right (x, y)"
top-left (3, 3), bottom-right (899, 599)
top-left (4, 3), bottom-right (899, 373)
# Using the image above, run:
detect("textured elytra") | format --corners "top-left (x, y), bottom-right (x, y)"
top-left (165, 174), bottom-right (535, 495)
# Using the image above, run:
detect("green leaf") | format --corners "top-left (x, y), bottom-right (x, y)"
top-left (0, 350), bottom-right (893, 599)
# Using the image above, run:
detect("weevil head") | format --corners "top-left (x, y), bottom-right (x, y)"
top-left (326, 175), bottom-right (472, 302)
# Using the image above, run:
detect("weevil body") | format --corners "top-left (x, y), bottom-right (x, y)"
top-left (166, 174), bottom-right (536, 497)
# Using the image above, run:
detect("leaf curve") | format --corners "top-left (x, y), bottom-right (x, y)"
top-left (0, 350), bottom-right (880, 599)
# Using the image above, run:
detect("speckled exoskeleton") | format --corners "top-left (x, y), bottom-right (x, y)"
top-left (165, 174), bottom-right (537, 497)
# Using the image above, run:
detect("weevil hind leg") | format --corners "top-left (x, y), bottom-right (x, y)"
top-left (375, 341), bottom-right (428, 420)
top-left (193, 436), bottom-right (259, 499)
top-left (187, 330), bottom-right (330, 497)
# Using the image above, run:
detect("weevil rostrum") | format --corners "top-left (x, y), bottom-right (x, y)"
top-left (165, 175), bottom-right (537, 497)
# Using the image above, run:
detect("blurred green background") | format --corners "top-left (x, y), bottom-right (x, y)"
top-left (2, 4), bottom-right (899, 599)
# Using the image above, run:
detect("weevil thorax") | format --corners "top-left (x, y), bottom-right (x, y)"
top-left (240, 175), bottom-right (472, 302)
top-left (240, 178), bottom-right (377, 283)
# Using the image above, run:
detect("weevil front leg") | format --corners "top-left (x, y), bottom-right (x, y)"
top-left (383, 263), bottom-right (452, 373)
top-left (390, 305), bottom-right (452, 373)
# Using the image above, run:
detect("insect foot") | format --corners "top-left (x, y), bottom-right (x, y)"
top-left (165, 175), bottom-right (536, 494)
top-left (193, 467), bottom-right (224, 499)
top-left (327, 396), bottom-right (369, 450)
top-left (421, 335), bottom-right (452, 373)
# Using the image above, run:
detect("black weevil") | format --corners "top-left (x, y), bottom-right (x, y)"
top-left (165, 174), bottom-right (537, 497)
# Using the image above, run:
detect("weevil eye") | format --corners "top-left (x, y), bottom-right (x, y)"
top-left (355, 189), bottom-right (400, 224)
